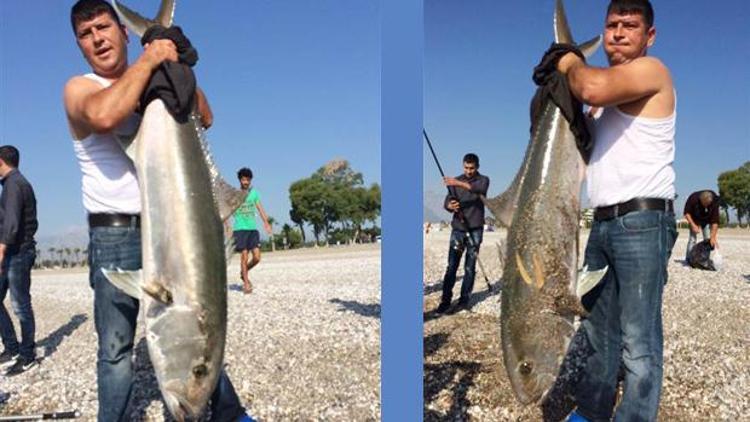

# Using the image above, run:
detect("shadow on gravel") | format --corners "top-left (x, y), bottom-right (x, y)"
top-left (129, 339), bottom-right (175, 422)
top-left (228, 284), bottom-right (245, 292)
top-left (424, 358), bottom-right (481, 422)
top-left (423, 282), bottom-right (502, 322)
top-left (424, 333), bottom-right (481, 421)
top-left (743, 274), bottom-right (750, 282)
top-left (424, 277), bottom-right (462, 296)
top-left (38, 314), bottom-right (88, 358)
top-left (329, 299), bottom-right (381, 319)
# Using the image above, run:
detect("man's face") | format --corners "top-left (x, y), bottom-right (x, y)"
top-left (463, 162), bottom-right (477, 179)
top-left (700, 197), bottom-right (713, 208)
top-left (603, 11), bottom-right (655, 65)
top-left (239, 176), bottom-right (251, 190)
top-left (75, 12), bottom-right (129, 78)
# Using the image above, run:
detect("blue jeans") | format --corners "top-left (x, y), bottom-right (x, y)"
top-left (0, 245), bottom-right (36, 360)
top-left (89, 225), bottom-right (245, 422)
top-left (575, 210), bottom-right (677, 422)
top-left (441, 227), bottom-right (483, 304)
top-left (685, 224), bottom-right (710, 261)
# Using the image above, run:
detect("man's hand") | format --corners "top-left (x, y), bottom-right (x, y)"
top-left (690, 223), bottom-right (701, 234)
top-left (443, 177), bottom-right (470, 190)
top-left (263, 222), bottom-right (272, 235)
top-left (557, 51), bottom-right (584, 74)
top-left (139, 39), bottom-right (179, 70)
top-left (710, 237), bottom-right (719, 249)
top-left (446, 199), bottom-right (460, 212)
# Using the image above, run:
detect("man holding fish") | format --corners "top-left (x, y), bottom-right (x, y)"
top-left (553, 0), bottom-right (678, 420)
top-left (63, 0), bottom-right (252, 420)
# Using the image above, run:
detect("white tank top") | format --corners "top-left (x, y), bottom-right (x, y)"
top-left (586, 100), bottom-right (676, 208)
top-left (72, 73), bottom-right (142, 214)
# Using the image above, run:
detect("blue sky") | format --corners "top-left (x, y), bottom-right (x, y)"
top-left (424, 0), bottom-right (750, 219)
top-left (0, 0), bottom-right (380, 238)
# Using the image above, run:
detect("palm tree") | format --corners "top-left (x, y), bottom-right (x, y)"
top-left (47, 247), bottom-right (55, 268)
top-left (64, 247), bottom-right (72, 268)
top-left (73, 247), bottom-right (81, 268)
top-left (267, 216), bottom-right (277, 252)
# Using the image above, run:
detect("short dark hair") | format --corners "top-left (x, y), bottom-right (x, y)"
top-left (463, 153), bottom-right (479, 167)
top-left (71, 0), bottom-right (121, 34)
top-left (607, 0), bottom-right (654, 28)
top-left (237, 167), bottom-right (253, 180)
top-left (0, 145), bottom-right (20, 168)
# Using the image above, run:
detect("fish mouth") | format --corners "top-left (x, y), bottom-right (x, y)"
top-left (163, 387), bottom-right (203, 421)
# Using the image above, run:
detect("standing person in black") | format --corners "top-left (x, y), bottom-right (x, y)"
top-left (0, 145), bottom-right (38, 376)
top-left (436, 153), bottom-right (490, 313)
top-left (683, 190), bottom-right (720, 260)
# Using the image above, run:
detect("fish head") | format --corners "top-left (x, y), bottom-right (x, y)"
top-left (160, 364), bottom-right (218, 421)
top-left (147, 304), bottom-right (224, 420)
top-left (503, 308), bottom-right (575, 405)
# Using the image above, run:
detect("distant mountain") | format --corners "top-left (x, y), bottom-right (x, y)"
top-left (424, 189), bottom-right (448, 223)
top-left (35, 225), bottom-right (88, 260)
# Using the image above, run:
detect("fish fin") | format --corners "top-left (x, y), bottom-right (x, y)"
top-left (155, 0), bottom-right (176, 27)
top-left (214, 177), bottom-right (248, 222)
top-left (576, 265), bottom-right (608, 297)
top-left (515, 253), bottom-right (534, 287)
top-left (483, 190), bottom-right (517, 228)
top-left (111, 0), bottom-right (153, 38)
top-left (532, 254), bottom-right (545, 290)
top-left (102, 268), bottom-right (143, 299)
top-left (578, 35), bottom-right (602, 58)
top-left (495, 242), bottom-right (505, 268)
top-left (556, 293), bottom-right (588, 317)
top-left (189, 117), bottom-right (248, 221)
top-left (143, 281), bottom-right (174, 305)
top-left (224, 219), bottom-right (236, 265)
top-left (114, 133), bottom-right (137, 162)
top-left (553, 0), bottom-right (573, 44)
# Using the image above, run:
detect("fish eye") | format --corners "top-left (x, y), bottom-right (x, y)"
top-left (192, 364), bottom-right (208, 378)
top-left (519, 361), bottom-right (533, 376)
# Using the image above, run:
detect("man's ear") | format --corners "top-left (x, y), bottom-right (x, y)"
top-left (646, 26), bottom-right (656, 48)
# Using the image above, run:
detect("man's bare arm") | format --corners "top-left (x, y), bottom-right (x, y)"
top-left (557, 54), bottom-right (670, 108)
top-left (256, 201), bottom-right (273, 234)
top-left (64, 39), bottom-right (178, 138)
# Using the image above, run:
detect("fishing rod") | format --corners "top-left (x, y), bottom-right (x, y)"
top-left (423, 128), bottom-right (493, 293)
top-left (0, 410), bottom-right (81, 421)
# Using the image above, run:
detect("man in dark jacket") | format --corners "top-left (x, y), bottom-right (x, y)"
top-left (683, 190), bottom-right (720, 260)
top-left (0, 145), bottom-right (38, 376)
top-left (435, 153), bottom-right (490, 313)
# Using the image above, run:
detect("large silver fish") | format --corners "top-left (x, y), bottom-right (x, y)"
top-left (103, 0), bottom-right (245, 419)
top-left (484, 0), bottom-right (606, 406)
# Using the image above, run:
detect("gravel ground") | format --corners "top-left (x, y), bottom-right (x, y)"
top-left (423, 228), bottom-right (750, 421)
top-left (0, 244), bottom-right (381, 421)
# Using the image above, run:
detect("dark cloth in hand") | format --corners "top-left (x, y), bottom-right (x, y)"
top-left (530, 43), bottom-right (593, 163)
top-left (138, 25), bottom-right (199, 122)
top-left (687, 240), bottom-right (716, 271)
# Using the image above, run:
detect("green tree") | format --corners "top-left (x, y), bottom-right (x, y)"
top-left (718, 162), bottom-right (750, 226)
top-left (289, 177), bottom-right (329, 245)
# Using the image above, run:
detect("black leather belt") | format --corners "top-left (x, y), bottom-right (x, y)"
top-left (594, 198), bottom-right (673, 222)
top-left (88, 213), bottom-right (141, 228)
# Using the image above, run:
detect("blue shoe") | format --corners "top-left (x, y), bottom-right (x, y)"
top-left (237, 414), bottom-right (256, 422)
top-left (567, 411), bottom-right (591, 422)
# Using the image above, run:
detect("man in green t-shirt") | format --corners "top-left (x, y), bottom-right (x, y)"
top-left (233, 167), bottom-right (272, 294)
